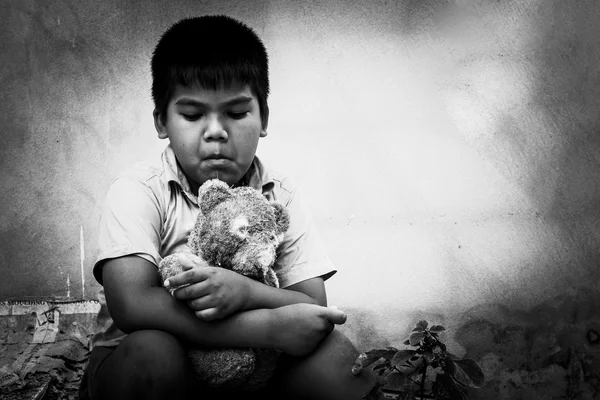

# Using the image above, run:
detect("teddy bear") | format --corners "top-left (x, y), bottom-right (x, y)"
top-left (158, 179), bottom-right (290, 391)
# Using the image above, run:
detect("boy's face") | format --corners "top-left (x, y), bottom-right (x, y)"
top-left (154, 83), bottom-right (267, 193)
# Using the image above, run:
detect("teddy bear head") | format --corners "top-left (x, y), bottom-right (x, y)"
top-left (187, 179), bottom-right (290, 286)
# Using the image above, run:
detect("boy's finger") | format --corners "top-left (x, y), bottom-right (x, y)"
top-left (176, 253), bottom-right (195, 271)
top-left (178, 253), bottom-right (207, 271)
top-left (195, 307), bottom-right (221, 321)
top-left (164, 267), bottom-right (210, 288)
top-left (173, 281), bottom-right (211, 301)
top-left (186, 294), bottom-right (213, 310)
top-left (324, 306), bottom-right (347, 325)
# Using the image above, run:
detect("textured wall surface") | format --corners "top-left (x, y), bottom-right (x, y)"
top-left (2, 0), bottom-right (600, 396)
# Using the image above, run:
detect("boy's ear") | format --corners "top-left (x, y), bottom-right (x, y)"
top-left (260, 105), bottom-right (269, 137)
top-left (154, 109), bottom-right (168, 139)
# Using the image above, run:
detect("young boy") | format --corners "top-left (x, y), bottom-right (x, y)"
top-left (79, 15), bottom-right (376, 400)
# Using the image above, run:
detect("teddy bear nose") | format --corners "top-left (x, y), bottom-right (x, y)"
top-left (231, 216), bottom-right (250, 238)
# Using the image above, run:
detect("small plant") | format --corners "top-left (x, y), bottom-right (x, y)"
top-left (352, 320), bottom-right (485, 400)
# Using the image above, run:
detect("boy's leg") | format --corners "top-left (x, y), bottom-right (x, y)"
top-left (270, 329), bottom-right (379, 400)
top-left (85, 330), bottom-right (207, 400)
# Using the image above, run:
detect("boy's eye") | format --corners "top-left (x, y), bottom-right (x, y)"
top-left (181, 113), bottom-right (203, 121)
top-left (228, 111), bottom-right (249, 120)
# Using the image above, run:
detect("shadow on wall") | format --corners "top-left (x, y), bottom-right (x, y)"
top-left (458, 286), bottom-right (600, 399)
top-left (528, 0), bottom-right (600, 281)
top-left (342, 285), bottom-right (600, 398)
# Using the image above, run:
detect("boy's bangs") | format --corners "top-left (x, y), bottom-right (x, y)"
top-left (172, 63), bottom-right (260, 92)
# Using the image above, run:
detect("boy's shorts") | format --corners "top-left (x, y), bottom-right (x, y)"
top-left (78, 344), bottom-right (279, 399)
top-left (78, 346), bottom-right (114, 400)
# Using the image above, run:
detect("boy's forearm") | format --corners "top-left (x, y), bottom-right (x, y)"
top-left (119, 286), bottom-right (277, 349)
top-left (243, 278), bottom-right (320, 310)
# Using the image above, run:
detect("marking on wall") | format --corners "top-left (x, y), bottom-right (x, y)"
top-left (80, 226), bottom-right (85, 298)
top-left (0, 300), bottom-right (100, 316)
top-left (32, 308), bottom-right (59, 343)
top-left (66, 274), bottom-right (70, 298)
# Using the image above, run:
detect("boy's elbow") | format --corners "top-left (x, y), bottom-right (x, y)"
top-left (108, 299), bottom-right (140, 334)
top-left (104, 287), bottom-right (150, 334)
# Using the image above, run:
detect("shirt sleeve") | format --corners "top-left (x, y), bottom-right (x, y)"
top-left (93, 175), bottom-right (163, 285)
top-left (273, 184), bottom-right (337, 288)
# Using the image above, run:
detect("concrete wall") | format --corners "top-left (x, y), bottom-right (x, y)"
top-left (2, 0), bottom-right (600, 395)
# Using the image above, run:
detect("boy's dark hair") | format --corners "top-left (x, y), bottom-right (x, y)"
top-left (151, 15), bottom-right (269, 128)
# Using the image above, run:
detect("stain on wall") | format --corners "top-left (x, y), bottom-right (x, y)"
top-left (2, 0), bottom-right (600, 396)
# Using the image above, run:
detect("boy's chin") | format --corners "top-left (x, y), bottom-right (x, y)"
top-left (202, 170), bottom-right (242, 187)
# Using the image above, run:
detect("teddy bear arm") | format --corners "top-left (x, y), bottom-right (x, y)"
top-left (265, 268), bottom-right (279, 288)
top-left (157, 252), bottom-right (206, 294)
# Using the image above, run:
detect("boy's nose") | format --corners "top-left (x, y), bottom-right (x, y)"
top-left (203, 116), bottom-right (228, 142)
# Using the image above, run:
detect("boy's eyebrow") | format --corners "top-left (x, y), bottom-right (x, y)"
top-left (175, 96), bottom-right (253, 107)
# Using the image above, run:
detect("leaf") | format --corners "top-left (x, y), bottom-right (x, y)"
top-left (445, 358), bottom-right (456, 375)
top-left (396, 355), bottom-right (423, 375)
top-left (454, 359), bottom-right (485, 388)
top-left (450, 361), bottom-right (471, 387)
top-left (385, 371), bottom-right (408, 390)
top-left (362, 381), bottom-right (383, 400)
top-left (370, 348), bottom-right (399, 361)
top-left (415, 320), bottom-right (429, 331)
top-left (373, 362), bottom-right (389, 371)
top-left (352, 352), bottom-right (379, 375)
top-left (351, 364), bottom-right (363, 375)
top-left (429, 325), bottom-right (446, 333)
top-left (423, 351), bottom-right (434, 363)
top-left (409, 331), bottom-right (425, 346)
top-left (390, 350), bottom-right (417, 368)
top-left (353, 349), bottom-right (394, 370)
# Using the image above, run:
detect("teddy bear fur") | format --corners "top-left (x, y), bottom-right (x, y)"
top-left (158, 179), bottom-right (290, 391)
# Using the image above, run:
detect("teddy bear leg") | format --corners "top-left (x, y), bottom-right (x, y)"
top-left (187, 348), bottom-right (257, 390)
top-left (157, 254), bottom-right (184, 285)
top-left (243, 349), bottom-right (281, 392)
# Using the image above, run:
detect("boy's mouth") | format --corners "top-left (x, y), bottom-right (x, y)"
top-left (203, 154), bottom-right (232, 167)
top-left (205, 153), bottom-right (230, 161)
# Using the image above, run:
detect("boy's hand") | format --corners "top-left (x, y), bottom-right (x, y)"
top-left (270, 304), bottom-right (347, 357)
top-left (165, 254), bottom-right (251, 321)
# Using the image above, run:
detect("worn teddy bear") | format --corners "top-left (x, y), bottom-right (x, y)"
top-left (158, 179), bottom-right (290, 391)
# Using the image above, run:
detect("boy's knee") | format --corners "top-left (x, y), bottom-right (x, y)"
top-left (116, 330), bottom-right (193, 386)
top-left (121, 330), bottom-right (188, 369)
top-left (91, 330), bottom-right (201, 400)
top-left (317, 328), bottom-right (360, 364)
top-left (273, 329), bottom-right (377, 400)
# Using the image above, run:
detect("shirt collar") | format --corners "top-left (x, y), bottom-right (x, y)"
top-left (161, 144), bottom-right (274, 199)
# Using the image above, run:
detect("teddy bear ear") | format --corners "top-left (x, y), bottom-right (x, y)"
top-left (271, 202), bottom-right (290, 235)
top-left (199, 179), bottom-right (232, 215)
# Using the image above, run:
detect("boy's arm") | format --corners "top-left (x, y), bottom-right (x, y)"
top-left (166, 258), bottom-right (327, 322)
top-left (102, 255), bottom-right (344, 355)
top-left (167, 182), bottom-right (334, 319)
top-left (250, 275), bottom-right (328, 307)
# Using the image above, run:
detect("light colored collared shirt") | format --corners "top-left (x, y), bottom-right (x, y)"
top-left (90, 145), bottom-right (336, 349)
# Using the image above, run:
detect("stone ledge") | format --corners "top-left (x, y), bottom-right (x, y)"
top-left (0, 300), bottom-right (99, 400)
